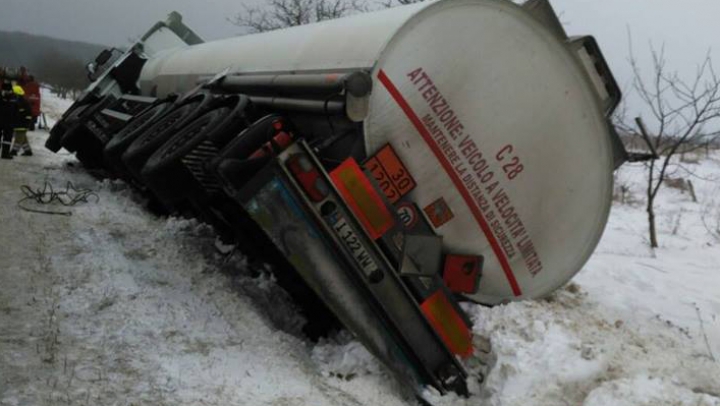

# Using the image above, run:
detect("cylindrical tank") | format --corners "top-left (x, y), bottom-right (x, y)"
top-left (139, 0), bottom-right (616, 304)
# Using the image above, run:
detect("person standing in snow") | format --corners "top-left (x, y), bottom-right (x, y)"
top-left (0, 80), bottom-right (33, 159)
top-left (22, 75), bottom-right (41, 131)
top-left (0, 76), bottom-right (17, 160)
top-left (9, 84), bottom-right (33, 157)
top-left (17, 73), bottom-right (41, 131)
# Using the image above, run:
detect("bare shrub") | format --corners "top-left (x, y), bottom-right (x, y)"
top-left (615, 43), bottom-right (720, 248)
top-left (32, 51), bottom-right (87, 99)
top-left (613, 183), bottom-right (631, 204)
top-left (229, 0), bottom-right (367, 33)
top-left (613, 170), bottom-right (636, 205)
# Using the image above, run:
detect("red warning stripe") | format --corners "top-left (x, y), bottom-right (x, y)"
top-left (377, 69), bottom-right (522, 297)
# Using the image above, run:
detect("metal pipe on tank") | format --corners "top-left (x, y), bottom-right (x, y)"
top-left (247, 95), bottom-right (346, 115)
top-left (216, 71), bottom-right (372, 98)
top-left (202, 71), bottom-right (369, 118)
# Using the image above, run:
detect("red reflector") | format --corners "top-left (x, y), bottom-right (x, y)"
top-left (287, 155), bottom-right (328, 202)
top-left (330, 158), bottom-right (394, 240)
top-left (421, 289), bottom-right (473, 358)
top-left (273, 132), bottom-right (293, 149)
top-left (443, 254), bottom-right (483, 294)
top-left (249, 131), bottom-right (295, 159)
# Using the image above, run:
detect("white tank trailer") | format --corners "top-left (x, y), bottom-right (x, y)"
top-left (46, 0), bottom-right (626, 397)
top-left (137, 0), bottom-right (624, 304)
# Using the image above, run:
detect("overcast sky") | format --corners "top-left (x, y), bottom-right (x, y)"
top-left (1, 0), bottom-right (719, 122)
top-left (0, 0), bottom-right (251, 44)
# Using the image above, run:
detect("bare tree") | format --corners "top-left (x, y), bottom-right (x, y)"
top-left (32, 52), bottom-right (87, 99)
top-left (617, 45), bottom-right (720, 248)
top-left (229, 0), bottom-right (367, 33)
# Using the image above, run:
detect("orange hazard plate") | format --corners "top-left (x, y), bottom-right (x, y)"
top-left (330, 158), bottom-right (395, 240)
top-left (421, 289), bottom-right (473, 358)
top-left (364, 144), bottom-right (416, 204)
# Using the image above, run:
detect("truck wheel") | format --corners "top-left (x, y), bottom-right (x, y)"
top-left (103, 100), bottom-right (175, 179)
top-left (141, 95), bottom-right (253, 207)
top-left (74, 136), bottom-right (107, 170)
top-left (60, 94), bottom-right (117, 152)
top-left (121, 93), bottom-right (214, 186)
top-left (209, 114), bottom-right (293, 192)
top-left (45, 103), bottom-right (90, 152)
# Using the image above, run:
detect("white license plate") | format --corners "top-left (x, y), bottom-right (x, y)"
top-left (329, 214), bottom-right (379, 277)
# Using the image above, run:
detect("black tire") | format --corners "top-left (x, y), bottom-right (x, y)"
top-left (74, 135), bottom-right (107, 170)
top-left (141, 95), bottom-right (253, 207)
top-left (103, 99), bottom-right (175, 179)
top-left (58, 123), bottom-right (90, 152)
top-left (209, 114), bottom-right (290, 192)
top-left (217, 114), bottom-right (287, 159)
top-left (60, 94), bottom-right (117, 152)
top-left (45, 103), bottom-right (90, 152)
top-left (121, 93), bottom-right (215, 186)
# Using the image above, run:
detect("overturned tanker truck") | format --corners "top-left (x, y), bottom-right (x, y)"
top-left (47, 0), bottom-right (627, 398)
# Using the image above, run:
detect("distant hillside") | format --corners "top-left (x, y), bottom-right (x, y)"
top-left (0, 31), bottom-right (108, 73)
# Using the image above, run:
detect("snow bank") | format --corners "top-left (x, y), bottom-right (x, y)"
top-left (0, 135), bottom-right (410, 405)
top-left (430, 156), bottom-right (720, 406)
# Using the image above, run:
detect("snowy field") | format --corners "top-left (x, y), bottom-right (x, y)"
top-left (1, 92), bottom-right (719, 406)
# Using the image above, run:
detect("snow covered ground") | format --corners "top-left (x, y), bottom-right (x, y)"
top-left (1, 92), bottom-right (719, 406)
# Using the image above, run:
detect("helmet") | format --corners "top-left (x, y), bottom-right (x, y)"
top-left (12, 84), bottom-right (25, 96)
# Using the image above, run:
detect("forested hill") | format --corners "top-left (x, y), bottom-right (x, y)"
top-left (0, 31), bottom-right (107, 72)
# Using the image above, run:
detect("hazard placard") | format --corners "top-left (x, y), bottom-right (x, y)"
top-left (424, 197), bottom-right (454, 228)
top-left (364, 144), bottom-right (416, 204)
top-left (420, 289), bottom-right (473, 358)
